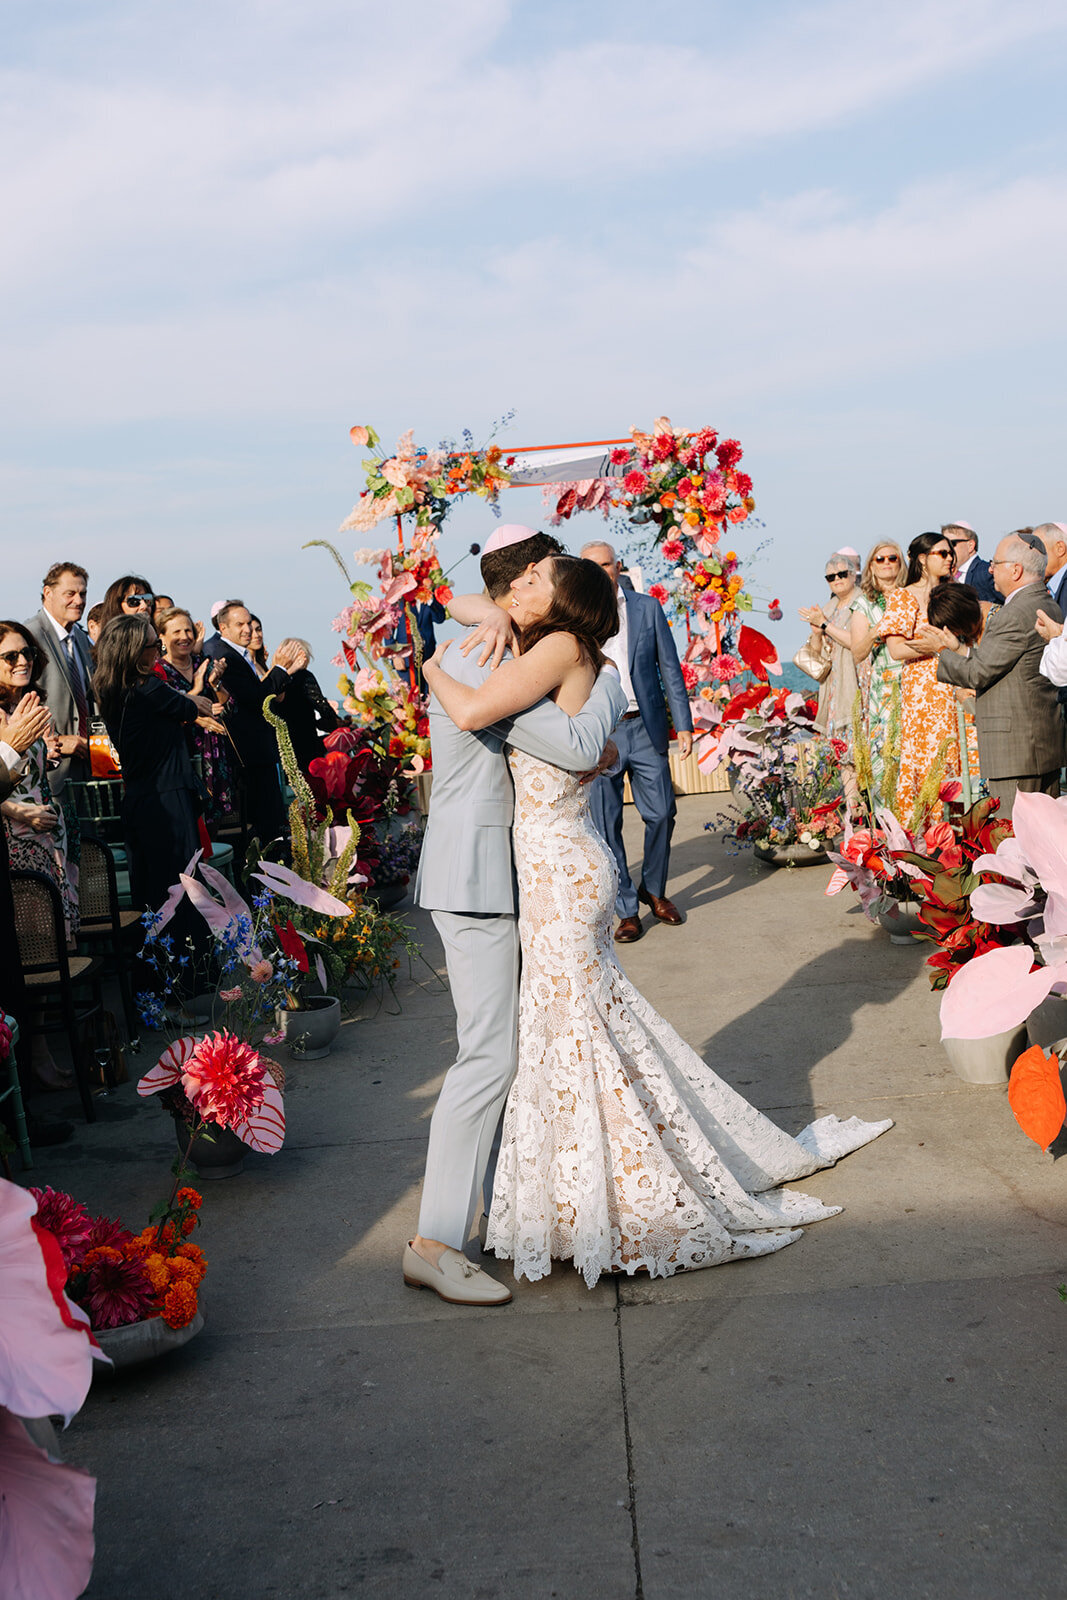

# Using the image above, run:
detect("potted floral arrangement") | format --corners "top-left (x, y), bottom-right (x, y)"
top-left (27, 1180), bottom-right (208, 1367)
top-left (708, 690), bottom-right (845, 865)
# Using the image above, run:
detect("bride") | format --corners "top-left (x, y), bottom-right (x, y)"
top-left (423, 554), bottom-right (892, 1286)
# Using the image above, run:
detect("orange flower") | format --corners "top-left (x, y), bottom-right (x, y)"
top-left (162, 1280), bottom-right (199, 1331)
top-left (83, 1245), bottom-right (123, 1268)
top-left (166, 1256), bottom-right (200, 1284)
top-left (142, 1253), bottom-right (171, 1295)
top-left (181, 1215), bottom-right (198, 1237)
top-left (659, 492), bottom-right (676, 508)
top-left (175, 1187), bottom-right (202, 1210)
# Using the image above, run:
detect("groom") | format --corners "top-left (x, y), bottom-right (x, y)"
top-left (405, 527), bottom-right (627, 1306)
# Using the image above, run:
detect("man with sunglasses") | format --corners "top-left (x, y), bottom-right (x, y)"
top-left (925, 529), bottom-right (1064, 811)
top-left (23, 561), bottom-right (94, 796)
top-left (942, 522), bottom-right (1001, 604)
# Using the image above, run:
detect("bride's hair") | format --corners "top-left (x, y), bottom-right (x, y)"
top-left (518, 555), bottom-right (618, 670)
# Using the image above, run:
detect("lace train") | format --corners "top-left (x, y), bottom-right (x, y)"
top-left (486, 750), bottom-right (892, 1286)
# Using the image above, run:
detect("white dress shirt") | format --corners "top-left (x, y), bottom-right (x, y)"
top-left (602, 588), bottom-right (638, 714)
top-left (1040, 632), bottom-right (1067, 688)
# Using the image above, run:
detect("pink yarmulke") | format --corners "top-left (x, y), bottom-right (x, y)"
top-left (483, 524), bottom-right (539, 553)
top-left (945, 519), bottom-right (975, 532)
top-left (210, 600), bottom-right (226, 621)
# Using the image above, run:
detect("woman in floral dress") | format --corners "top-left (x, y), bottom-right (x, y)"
top-left (157, 607), bottom-right (235, 822)
top-left (849, 542), bottom-right (905, 797)
top-left (875, 532), bottom-right (978, 827)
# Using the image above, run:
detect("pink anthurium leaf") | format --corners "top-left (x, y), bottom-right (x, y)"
top-left (939, 946), bottom-right (1067, 1041)
top-left (315, 953), bottom-right (328, 993)
top-left (969, 882), bottom-right (1038, 925)
top-left (196, 862), bottom-right (253, 924)
top-left (825, 866), bottom-right (850, 896)
top-left (137, 1035), bottom-right (197, 1096)
top-left (251, 861), bottom-right (351, 918)
top-left (151, 849), bottom-right (203, 930)
top-left (231, 1080), bottom-right (285, 1153)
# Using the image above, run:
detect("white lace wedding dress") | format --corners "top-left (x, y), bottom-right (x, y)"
top-left (486, 750), bottom-right (893, 1286)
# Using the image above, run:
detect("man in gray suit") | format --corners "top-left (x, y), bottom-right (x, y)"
top-left (23, 561), bottom-right (94, 797)
top-left (405, 527), bottom-right (626, 1306)
top-left (927, 529), bottom-right (1066, 811)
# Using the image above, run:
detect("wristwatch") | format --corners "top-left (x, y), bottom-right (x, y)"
top-left (819, 621), bottom-right (828, 633)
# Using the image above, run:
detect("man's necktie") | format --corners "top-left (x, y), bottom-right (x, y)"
top-left (66, 633), bottom-right (89, 739)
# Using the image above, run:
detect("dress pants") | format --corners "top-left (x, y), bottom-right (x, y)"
top-left (986, 771), bottom-right (1061, 812)
top-left (242, 762), bottom-right (288, 846)
top-left (589, 716), bottom-right (676, 919)
top-left (418, 910), bottom-right (520, 1248)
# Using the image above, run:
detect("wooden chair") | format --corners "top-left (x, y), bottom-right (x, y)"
top-left (11, 870), bottom-right (104, 1123)
top-left (77, 836), bottom-right (143, 1046)
top-left (0, 1015), bottom-right (32, 1172)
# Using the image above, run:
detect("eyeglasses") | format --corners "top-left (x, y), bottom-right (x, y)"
top-left (930, 549), bottom-right (953, 560)
top-left (872, 555), bottom-right (900, 565)
top-left (141, 640), bottom-right (162, 653)
top-left (0, 648), bottom-right (33, 666)
top-left (949, 538), bottom-right (973, 548)
top-left (825, 570), bottom-right (851, 582)
top-left (989, 558), bottom-right (1017, 569)
top-left (125, 593), bottom-right (154, 608)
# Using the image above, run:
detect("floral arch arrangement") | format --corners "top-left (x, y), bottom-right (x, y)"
top-left (317, 417), bottom-right (782, 772)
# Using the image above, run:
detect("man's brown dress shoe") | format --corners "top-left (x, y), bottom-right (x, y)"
top-left (615, 915), bottom-right (643, 943)
top-left (637, 888), bottom-right (683, 925)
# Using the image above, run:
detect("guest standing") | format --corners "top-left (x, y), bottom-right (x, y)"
top-left (201, 601), bottom-right (302, 845)
top-left (847, 543), bottom-right (906, 798)
top-left (157, 607), bottom-right (236, 821)
top-left (0, 625), bottom-right (78, 936)
top-left (798, 550), bottom-right (862, 743)
top-left (93, 616), bottom-right (221, 914)
top-left (876, 533), bottom-right (977, 827)
top-left (248, 615), bottom-right (268, 678)
top-left (926, 531), bottom-right (1065, 812)
top-left (581, 540), bottom-right (693, 944)
top-left (23, 562), bottom-right (93, 795)
top-left (942, 522), bottom-right (1001, 603)
top-left (272, 640), bottom-right (343, 772)
top-left (97, 574), bottom-right (156, 633)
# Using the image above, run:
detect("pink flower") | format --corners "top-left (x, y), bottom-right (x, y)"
top-left (681, 663), bottom-right (699, 691)
top-left (610, 447), bottom-right (631, 465)
top-left (923, 822), bottom-right (955, 853)
top-left (676, 477), bottom-right (693, 497)
top-left (661, 538), bottom-right (684, 562)
top-left (709, 653), bottom-right (742, 682)
top-left (939, 778), bottom-right (964, 802)
top-left (622, 470), bottom-right (649, 495)
top-left (81, 1254), bottom-right (156, 1330)
top-left (181, 1030), bottom-right (267, 1128)
top-left (85, 1214), bottom-right (134, 1253)
top-left (716, 438), bottom-right (743, 469)
top-left (219, 986), bottom-right (243, 1002)
top-left (249, 960), bottom-right (273, 983)
top-left (349, 425), bottom-right (371, 447)
top-left (28, 1188), bottom-right (92, 1274)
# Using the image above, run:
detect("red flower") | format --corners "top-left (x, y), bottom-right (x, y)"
top-left (676, 477), bottom-right (693, 497)
top-left (81, 1253), bottom-right (156, 1330)
top-left (923, 821), bottom-right (954, 853)
top-left (274, 918), bottom-right (309, 973)
top-left (681, 663), bottom-right (699, 691)
top-left (647, 584), bottom-right (669, 605)
top-left (661, 538), bottom-right (684, 562)
top-left (622, 470), bottom-right (649, 495)
top-left (434, 584), bottom-right (453, 607)
top-left (694, 428), bottom-right (718, 457)
top-left (735, 472), bottom-right (753, 498)
top-left (388, 735), bottom-right (406, 758)
top-left (652, 433), bottom-right (675, 461)
top-left (610, 447), bottom-right (631, 465)
top-left (181, 1030), bottom-right (267, 1128)
top-left (86, 1214), bottom-right (135, 1253)
top-left (716, 438), bottom-right (743, 469)
top-left (28, 1187), bottom-right (92, 1274)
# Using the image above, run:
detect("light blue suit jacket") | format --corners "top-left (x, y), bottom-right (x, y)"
top-left (415, 645), bottom-right (626, 915)
top-left (622, 590), bottom-right (694, 755)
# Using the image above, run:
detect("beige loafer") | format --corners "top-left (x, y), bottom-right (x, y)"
top-left (402, 1242), bottom-right (512, 1306)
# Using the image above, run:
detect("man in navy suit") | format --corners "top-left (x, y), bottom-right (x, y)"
top-left (582, 541), bottom-right (694, 943)
top-left (943, 522), bottom-right (1001, 604)
top-left (202, 600), bottom-right (301, 844)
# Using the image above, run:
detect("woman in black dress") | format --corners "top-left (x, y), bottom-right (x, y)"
top-left (93, 615), bottom-right (223, 914)
top-left (272, 639), bottom-right (344, 772)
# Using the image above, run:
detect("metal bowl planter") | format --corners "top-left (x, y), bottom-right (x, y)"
top-left (876, 901), bottom-right (925, 945)
top-left (942, 1025), bottom-right (1028, 1086)
top-left (173, 1115), bottom-right (247, 1179)
top-left (753, 841), bottom-right (829, 867)
top-left (93, 1310), bottom-right (204, 1371)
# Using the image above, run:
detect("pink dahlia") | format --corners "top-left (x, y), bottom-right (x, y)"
top-left (660, 538), bottom-right (684, 562)
top-left (647, 584), bottom-right (670, 605)
top-left (28, 1187), bottom-right (92, 1274)
top-left (622, 470), bottom-right (649, 495)
top-left (81, 1253), bottom-right (156, 1329)
top-left (709, 654), bottom-right (743, 682)
top-left (181, 1029), bottom-right (267, 1128)
top-left (86, 1213), bottom-right (135, 1253)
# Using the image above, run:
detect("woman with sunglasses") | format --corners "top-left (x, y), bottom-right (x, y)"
top-left (874, 532), bottom-right (977, 827)
top-left (843, 543), bottom-right (907, 798)
top-left (96, 574), bottom-right (157, 635)
top-left (798, 551), bottom-right (862, 752)
top-left (0, 621), bottom-right (79, 939)
top-left (94, 615), bottom-right (223, 920)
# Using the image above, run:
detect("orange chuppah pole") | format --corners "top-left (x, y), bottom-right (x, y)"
top-left (396, 514), bottom-right (418, 695)
top-left (504, 438), bottom-right (630, 454)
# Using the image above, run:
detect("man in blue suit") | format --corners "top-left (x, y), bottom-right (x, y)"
top-left (944, 522), bottom-right (1002, 604)
top-left (582, 541), bottom-right (694, 942)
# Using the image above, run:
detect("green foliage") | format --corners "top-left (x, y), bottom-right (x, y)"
top-left (908, 735), bottom-right (953, 835)
top-left (263, 694), bottom-right (360, 898)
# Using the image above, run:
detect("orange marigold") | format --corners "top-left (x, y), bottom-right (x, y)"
top-left (181, 1215), bottom-right (198, 1236)
top-left (175, 1187), bottom-right (202, 1210)
top-left (83, 1245), bottom-right (123, 1268)
top-left (142, 1253), bottom-right (171, 1295)
top-left (175, 1241), bottom-right (206, 1265)
top-left (162, 1280), bottom-right (199, 1330)
top-left (166, 1257), bottom-right (199, 1284)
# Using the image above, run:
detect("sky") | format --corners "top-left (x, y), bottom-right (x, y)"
top-left (4, 0), bottom-right (1066, 674)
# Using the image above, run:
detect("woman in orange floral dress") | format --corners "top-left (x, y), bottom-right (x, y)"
top-left (876, 531), bottom-right (978, 827)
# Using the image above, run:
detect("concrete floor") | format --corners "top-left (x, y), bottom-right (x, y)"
top-left (25, 796), bottom-right (1067, 1599)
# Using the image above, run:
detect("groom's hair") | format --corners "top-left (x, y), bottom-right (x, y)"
top-left (480, 532), bottom-right (565, 599)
